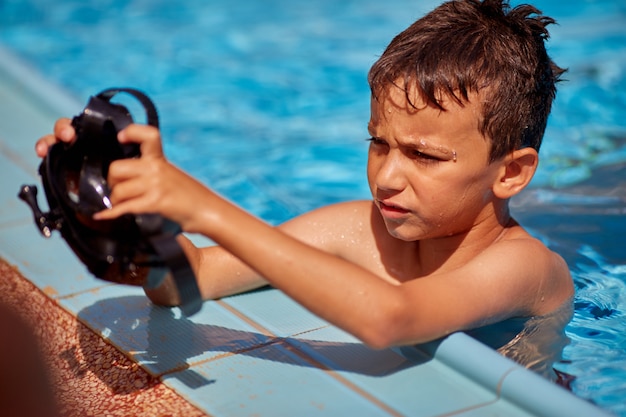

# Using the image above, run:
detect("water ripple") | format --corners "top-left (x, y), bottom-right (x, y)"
top-left (556, 245), bottom-right (626, 413)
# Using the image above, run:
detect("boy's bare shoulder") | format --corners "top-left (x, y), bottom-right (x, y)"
top-left (312, 199), bottom-right (375, 216)
top-left (283, 200), bottom-right (375, 229)
top-left (469, 229), bottom-right (574, 315)
top-left (279, 200), bottom-right (377, 250)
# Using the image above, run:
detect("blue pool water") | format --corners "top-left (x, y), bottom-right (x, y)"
top-left (1, 0), bottom-right (625, 414)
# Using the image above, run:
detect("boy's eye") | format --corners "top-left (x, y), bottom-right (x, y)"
top-left (367, 137), bottom-right (442, 163)
top-left (367, 137), bottom-right (387, 146)
top-left (412, 150), bottom-right (440, 161)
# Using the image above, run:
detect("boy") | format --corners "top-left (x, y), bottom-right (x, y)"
top-left (37, 0), bottom-right (573, 365)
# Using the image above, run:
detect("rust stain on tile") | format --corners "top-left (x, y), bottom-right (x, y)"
top-left (42, 285), bottom-right (59, 297)
top-left (0, 258), bottom-right (211, 417)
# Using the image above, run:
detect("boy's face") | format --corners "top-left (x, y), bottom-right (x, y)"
top-left (367, 86), bottom-right (504, 242)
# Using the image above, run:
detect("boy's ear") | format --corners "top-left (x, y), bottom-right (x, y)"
top-left (493, 148), bottom-right (538, 199)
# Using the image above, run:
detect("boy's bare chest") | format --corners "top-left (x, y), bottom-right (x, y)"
top-left (339, 225), bottom-right (423, 285)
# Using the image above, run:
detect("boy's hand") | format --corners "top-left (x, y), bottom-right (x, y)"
top-left (35, 118), bottom-right (76, 157)
top-left (34, 119), bottom-right (209, 233)
top-left (93, 124), bottom-right (212, 234)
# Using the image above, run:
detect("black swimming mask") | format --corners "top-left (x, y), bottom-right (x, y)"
top-left (19, 88), bottom-right (202, 316)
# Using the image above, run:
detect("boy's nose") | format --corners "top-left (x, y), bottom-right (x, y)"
top-left (374, 153), bottom-right (408, 192)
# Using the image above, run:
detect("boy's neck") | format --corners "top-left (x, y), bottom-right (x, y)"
top-left (414, 203), bottom-right (515, 276)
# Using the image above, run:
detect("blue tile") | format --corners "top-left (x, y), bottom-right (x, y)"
top-left (0, 101), bottom-right (57, 168)
top-left (0, 97), bottom-right (103, 299)
top-left (284, 324), bottom-right (412, 374)
top-left (0, 221), bottom-right (105, 297)
top-left (0, 152), bottom-right (37, 225)
top-left (340, 359), bottom-right (496, 417)
top-left (452, 400), bottom-right (532, 417)
top-left (163, 341), bottom-right (395, 417)
top-left (62, 284), bottom-right (276, 377)
top-left (286, 327), bottom-right (497, 417)
top-left (221, 287), bottom-right (330, 337)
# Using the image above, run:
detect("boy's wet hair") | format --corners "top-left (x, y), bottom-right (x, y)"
top-left (368, 0), bottom-right (566, 162)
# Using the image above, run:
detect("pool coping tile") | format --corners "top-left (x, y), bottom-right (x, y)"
top-left (220, 286), bottom-right (331, 337)
top-left (60, 284), bottom-right (278, 378)
top-left (0, 151), bottom-right (39, 226)
top-left (287, 328), bottom-right (499, 417)
top-left (0, 220), bottom-right (107, 298)
top-left (162, 340), bottom-right (400, 417)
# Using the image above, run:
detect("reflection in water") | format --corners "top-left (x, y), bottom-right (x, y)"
top-left (466, 299), bottom-right (573, 381)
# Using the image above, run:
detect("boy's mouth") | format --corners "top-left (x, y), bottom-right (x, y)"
top-left (377, 200), bottom-right (410, 216)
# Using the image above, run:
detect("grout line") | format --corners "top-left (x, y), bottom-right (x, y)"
top-left (215, 299), bottom-right (404, 417)
top-left (280, 340), bottom-right (406, 417)
top-left (55, 282), bottom-right (118, 301)
top-left (214, 298), bottom-right (276, 338)
top-left (290, 324), bottom-right (332, 337)
top-left (496, 367), bottom-right (517, 398)
top-left (429, 399), bottom-right (501, 417)
top-left (185, 337), bottom-right (283, 370)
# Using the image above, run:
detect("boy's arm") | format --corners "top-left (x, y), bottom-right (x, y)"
top-left (97, 125), bottom-right (573, 348)
top-left (191, 200), bottom-right (572, 347)
top-left (143, 200), bottom-right (365, 305)
top-left (143, 235), bottom-right (269, 306)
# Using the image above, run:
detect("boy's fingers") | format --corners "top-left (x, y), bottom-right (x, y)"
top-left (53, 118), bottom-right (76, 142)
top-left (35, 135), bottom-right (58, 157)
top-left (106, 159), bottom-right (154, 192)
top-left (36, 118), bottom-right (76, 158)
top-left (118, 124), bottom-right (163, 158)
top-left (93, 204), bottom-right (129, 221)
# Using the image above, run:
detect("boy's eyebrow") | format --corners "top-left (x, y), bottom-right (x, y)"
top-left (367, 124), bottom-right (458, 161)
top-left (408, 138), bottom-right (458, 161)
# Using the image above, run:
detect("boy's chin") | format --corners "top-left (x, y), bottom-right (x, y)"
top-left (384, 221), bottom-right (457, 242)
top-left (383, 223), bottom-right (425, 242)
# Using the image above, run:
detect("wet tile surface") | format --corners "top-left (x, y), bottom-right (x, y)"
top-left (221, 288), bottom-right (331, 337)
top-left (61, 285), bottom-right (275, 376)
top-left (285, 327), bottom-right (496, 417)
top-left (0, 221), bottom-right (106, 298)
top-left (164, 340), bottom-right (397, 417)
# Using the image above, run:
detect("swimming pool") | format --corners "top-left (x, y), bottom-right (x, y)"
top-left (1, 0), bottom-right (625, 414)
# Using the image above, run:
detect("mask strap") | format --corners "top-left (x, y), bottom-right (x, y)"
top-left (96, 88), bottom-right (160, 128)
top-left (148, 232), bottom-right (202, 316)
